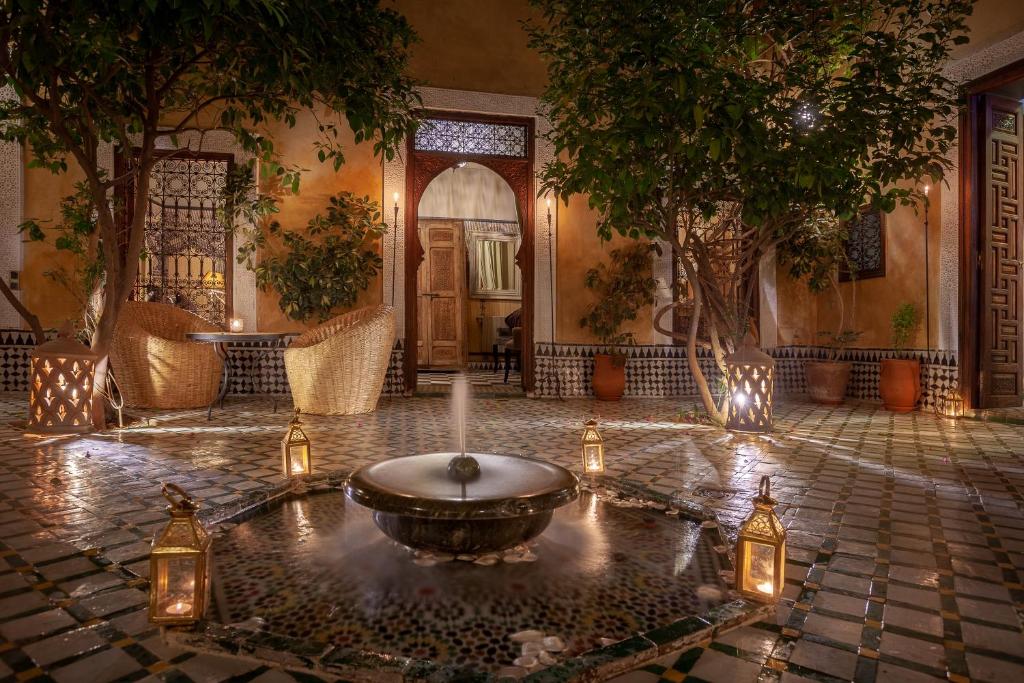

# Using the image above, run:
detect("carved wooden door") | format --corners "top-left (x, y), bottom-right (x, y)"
top-left (979, 95), bottom-right (1024, 407)
top-left (417, 220), bottom-right (465, 369)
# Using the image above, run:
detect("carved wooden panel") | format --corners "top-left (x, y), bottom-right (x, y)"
top-left (980, 95), bottom-right (1024, 407)
top-left (429, 248), bottom-right (454, 291)
top-left (417, 219), bottom-right (465, 368)
top-left (839, 209), bottom-right (886, 282)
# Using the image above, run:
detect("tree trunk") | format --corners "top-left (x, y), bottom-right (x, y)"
top-left (0, 279), bottom-right (45, 341)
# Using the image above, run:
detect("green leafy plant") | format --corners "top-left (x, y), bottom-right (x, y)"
top-left (891, 303), bottom-right (921, 354)
top-left (527, 0), bottom-right (971, 423)
top-left (579, 242), bottom-right (659, 359)
top-left (239, 193), bottom-right (386, 323)
top-left (817, 330), bottom-right (862, 362)
top-left (0, 1), bottom-right (418, 426)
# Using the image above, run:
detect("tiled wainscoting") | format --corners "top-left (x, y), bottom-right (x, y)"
top-left (533, 342), bottom-right (959, 408)
top-left (0, 330), bottom-right (407, 397)
top-left (0, 329), bottom-right (956, 407)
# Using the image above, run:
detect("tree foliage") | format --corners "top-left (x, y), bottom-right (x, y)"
top-left (579, 241), bottom-right (659, 347)
top-left (0, 0), bottom-right (418, 364)
top-left (238, 192), bottom-right (386, 324)
top-left (528, 0), bottom-right (971, 420)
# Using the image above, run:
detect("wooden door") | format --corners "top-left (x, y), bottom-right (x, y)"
top-left (417, 220), bottom-right (466, 368)
top-left (979, 95), bottom-right (1024, 407)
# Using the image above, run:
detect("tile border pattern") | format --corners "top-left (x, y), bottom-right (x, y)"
top-left (0, 330), bottom-right (958, 407)
top-left (533, 342), bottom-right (959, 409)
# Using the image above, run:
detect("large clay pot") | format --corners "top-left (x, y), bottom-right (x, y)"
top-left (879, 358), bottom-right (921, 413)
top-left (805, 360), bottom-right (852, 405)
top-left (592, 353), bottom-right (626, 401)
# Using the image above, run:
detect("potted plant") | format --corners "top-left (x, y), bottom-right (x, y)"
top-left (579, 242), bottom-right (658, 400)
top-left (879, 302), bottom-right (922, 412)
top-left (806, 329), bottom-right (862, 404)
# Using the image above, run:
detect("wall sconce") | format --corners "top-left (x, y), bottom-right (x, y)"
top-left (228, 318), bottom-right (244, 333)
top-left (581, 418), bottom-right (605, 474)
top-left (725, 342), bottom-right (775, 433)
top-left (735, 475), bottom-right (786, 602)
top-left (149, 484), bottom-right (211, 625)
top-left (282, 408), bottom-right (312, 477)
top-left (28, 329), bottom-right (97, 434)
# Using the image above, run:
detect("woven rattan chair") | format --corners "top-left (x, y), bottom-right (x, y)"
top-left (284, 305), bottom-right (396, 415)
top-left (110, 302), bottom-right (223, 409)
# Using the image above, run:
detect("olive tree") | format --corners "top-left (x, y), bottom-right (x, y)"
top-left (527, 0), bottom-right (971, 421)
top-left (0, 0), bottom-right (418, 426)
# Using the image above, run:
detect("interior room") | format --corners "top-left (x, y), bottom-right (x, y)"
top-left (415, 161), bottom-right (525, 393)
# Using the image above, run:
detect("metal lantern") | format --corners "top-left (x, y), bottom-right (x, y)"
top-left (581, 419), bottom-right (605, 474)
top-left (735, 475), bottom-right (786, 602)
top-left (282, 408), bottom-right (311, 477)
top-left (28, 331), bottom-right (97, 434)
top-left (934, 385), bottom-right (965, 419)
top-left (149, 484), bottom-right (211, 625)
top-left (725, 342), bottom-right (775, 433)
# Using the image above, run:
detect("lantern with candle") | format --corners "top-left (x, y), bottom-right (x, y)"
top-left (281, 408), bottom-right (312, 477)
top-left (149, 484), bottom-right (211, 625)
top-left (735, 475), bottom-right (786, 602)
top-left (581, 418), bottom-right (605, 474)
top-left (228, 317), bottom-right (244, 333)
top-left (725, 338), bottom-right (775, 433)
top-left (934, 384), bottom-right (965, 419)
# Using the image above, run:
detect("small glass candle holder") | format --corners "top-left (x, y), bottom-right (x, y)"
top-left (229, 318), bottom-right (244, 333)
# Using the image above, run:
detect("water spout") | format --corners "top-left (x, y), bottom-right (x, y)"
top-left (448, 375), bottom-right (480, 482)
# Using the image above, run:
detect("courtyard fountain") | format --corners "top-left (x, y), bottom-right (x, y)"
top-left (186, 375), bottom-right (770, 680)
top-left (345, 375), bottom-right (580, 553)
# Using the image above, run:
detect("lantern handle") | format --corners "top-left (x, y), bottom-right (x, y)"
top-left (758, 475), bottom-right (772, 499)
top-left (161, 483), bottom-right (198, 511)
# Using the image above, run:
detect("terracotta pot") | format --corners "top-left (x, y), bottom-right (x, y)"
top-left (805, 360), bottom-right (852, 405)
top-left (592, 353), bottom-right (626, 401)
top-left (879, 358), bottom-right (921, 413)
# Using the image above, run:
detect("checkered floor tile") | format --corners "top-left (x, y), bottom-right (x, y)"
top-left (0, 392), bottom-right (1021, 682)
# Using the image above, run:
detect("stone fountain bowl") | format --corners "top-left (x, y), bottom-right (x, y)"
top-left (345, 452), bottom-right (580, 554)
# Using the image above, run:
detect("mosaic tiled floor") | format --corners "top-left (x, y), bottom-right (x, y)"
top-left (211, 489), bottom-right (730, 674)
top-left (0, 392), bottom-right (1021, 682)
top-left (416, 367), bottom-right (524, 395)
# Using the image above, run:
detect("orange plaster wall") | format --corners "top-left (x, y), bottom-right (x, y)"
top-left (21, 157), bottom-right (87, 329)
top-left (555, 195), bottom-right (653, 345)
top-left (807, 184), bottom-right (941, 349)
top-left (254, 109), bottom-right (385, 332)
top-left (390, 0), bottom-right (547, 98)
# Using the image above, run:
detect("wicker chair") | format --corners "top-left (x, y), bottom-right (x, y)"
top-left (284, 305), bottom-right (396, 415)
top-left (110, 302), bottom-right (223, 409)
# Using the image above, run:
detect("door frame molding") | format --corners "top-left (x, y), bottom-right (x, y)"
top-left (959, 57), bottom-right (1024, 409)
top-left (403, 110), bottom-right (536, 393)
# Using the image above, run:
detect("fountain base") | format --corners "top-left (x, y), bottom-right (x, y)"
top-left (345, 452), bottom-right (579, 554)
top-left (372, 509), bottom-right (553, 554)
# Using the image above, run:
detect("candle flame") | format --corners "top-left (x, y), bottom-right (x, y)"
top-left (393, 191), bottom-right (400, 204)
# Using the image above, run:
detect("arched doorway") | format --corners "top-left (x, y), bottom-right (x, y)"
top-left (403, 111), bottom-right (535, 393)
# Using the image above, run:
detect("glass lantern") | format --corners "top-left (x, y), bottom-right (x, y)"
top-left (282, 408), bottom-right (311, 477)
top-left (228, 317), bottom-right (244, 333)
top-left (149, 484), bottom-right (211, 625)
top-left (725, 341), bottom-right (775, 433)
top-left (934, 385), bottom-right (965, 419)
top-left (581, 419), bottom-right (605, 474)
top-left (735, 475), bottom-right (786, 602)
